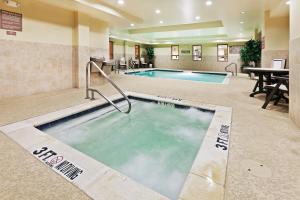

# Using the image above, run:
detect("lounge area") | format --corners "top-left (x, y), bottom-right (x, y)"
top-left (0, 0), bottom-right (299, 200)
top-left (244, 58), bottom-right (289, 109)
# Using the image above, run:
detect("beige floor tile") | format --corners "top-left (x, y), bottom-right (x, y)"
top-left (191, 136), bottom-right (229, 186)
top-left (0, 74), bottom-right (299, 200)
top-left (85, 169), bottom-right (169, 200)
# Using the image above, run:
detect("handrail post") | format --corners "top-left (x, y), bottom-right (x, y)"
top-left (85, 62), bottom-right (90, 99)
top-left (85, 61), bottom-right (132, 114)
top-left (91, 90), bottom-right (95, 100)
top-left (225, 62), bottom-right (238, 76)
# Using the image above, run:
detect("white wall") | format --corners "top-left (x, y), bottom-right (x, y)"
top-left (111, 40), bottom-right (147, 63)
top-left (154, 44), bottom-right (242, 72)
top-left (0, 0), bottom-right (110, 98)
top-left (261, 11), bottom-right (290, 68)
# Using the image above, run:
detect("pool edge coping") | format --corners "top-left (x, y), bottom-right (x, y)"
top-left (0, 91), bottom-right (232, 200)
top-left (122, 68), bottom-right (231, 85)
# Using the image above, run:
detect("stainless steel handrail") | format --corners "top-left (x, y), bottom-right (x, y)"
top-left (86, 61), bottom-right (131, 114)
top-left (225, 63), bottom-right (238, 76)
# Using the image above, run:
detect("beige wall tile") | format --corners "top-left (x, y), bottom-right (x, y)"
top-left (289, 37), bottom-right (300, 127)
top-left (154, 54), bottom-right (241, 72)
top-left (0, 39), bottom-right (74, 98)
top-left (261, 50), bottom-right (289, 68)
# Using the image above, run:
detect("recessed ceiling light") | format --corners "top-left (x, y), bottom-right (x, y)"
top-left (205, 1), bottom-right (213, 6)
top-left (286, 1), bottom-right (290, 5)
top-left (241, 11), bottom-right (245, 14)
top-left (117, 0), bottom-right (124, 5)
top-left (215, 40), bottom-right (227, 43)
top-left (240, 21), bottom-right (244, 24)
top-left (159, 20), bottom-right (164, 24)
top-left (130, 23), bottom-right (135, 27)
top-left (155, 9), bottom-right (161, 14)
top-left (195, 16), bottom-right (201, 20)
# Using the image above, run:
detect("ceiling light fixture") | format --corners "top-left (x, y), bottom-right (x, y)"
top-left (240, 21), bottom-right (244, 24)
top-left (205, 1), bottom-right (213, 6)
top-left (240, 11), bottom-right (245, 14)
top-left (160, 20), bottom-right (164, 24)
top-left (286, 1), bottom-right (290, 5)
top-left (155, 9), bottom-right (161, 14)
top-left (215, 40), bottom-right (227, 43)
top-left (117, 0), bottom-right (124, 5)
top-left (130, 23), bottom-right (135, 27)
top-left (234, 39), bottom-right (248, 42)
top-left (195, 16), bottom-right (201, 20)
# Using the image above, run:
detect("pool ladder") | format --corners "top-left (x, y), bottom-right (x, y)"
top-left (85, 61), bottom-right (132, 114)
top-left (225, 63), bottom-right (238, 76)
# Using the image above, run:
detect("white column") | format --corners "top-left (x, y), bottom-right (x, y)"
top-left (73, 11), bottom-right (90, 88)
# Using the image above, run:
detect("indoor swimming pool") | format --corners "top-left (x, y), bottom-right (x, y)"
top-left (126, 69), bottom-right (229, 84)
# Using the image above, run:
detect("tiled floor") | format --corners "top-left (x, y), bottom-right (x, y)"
top-left (0, 74), bottom-right (299, 200)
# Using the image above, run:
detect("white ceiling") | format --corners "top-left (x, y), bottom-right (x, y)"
top-left (96, 0), bottom-right (266, 44)
top-left (35, 0), bottom-right (290, 44)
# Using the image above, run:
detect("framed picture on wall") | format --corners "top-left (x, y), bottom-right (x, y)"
top-left (192, 45), bottom-right (202, 61)
top-left (135, 45), bottom-right (140, 59)
top-left (171, 45), bottom-right (179, 60)
top-left (217, 44), bottom-right (229, 62)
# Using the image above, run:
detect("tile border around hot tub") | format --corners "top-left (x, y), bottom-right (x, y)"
top-left (0, 92), bottom-right (232, 200)
top-left (123, 68), bottom-right (232, 85)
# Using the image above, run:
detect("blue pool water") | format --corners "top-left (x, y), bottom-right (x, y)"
top-left (127, 70), bottom-right (227, 83)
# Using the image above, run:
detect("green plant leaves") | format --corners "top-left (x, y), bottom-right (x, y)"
top-left (146, 47), bottom-right (155, 62)
top-left (240, 39), bottom-right (262, 67)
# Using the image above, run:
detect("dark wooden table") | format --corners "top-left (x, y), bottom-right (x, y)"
top-left (244, 67), bottom-right (289, 97)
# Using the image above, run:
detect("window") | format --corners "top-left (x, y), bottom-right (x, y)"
top-left (135, 45), bottom-right (140, 59)
top-left (217, 44), bottom-right (228, 62)
top-left (109, 41), bottom-right (114, 60)
top-left (171, 45), bottom-right (179, 60)
top-left (192, 45), bottom-right (202, 61)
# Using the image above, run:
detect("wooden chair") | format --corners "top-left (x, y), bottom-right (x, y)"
top-left (252, 59), bottom-right (286, 92)
top-left (140, 57), bottom-right (148, 68)
top-left (262, 76), bottom-right (289, 109)
top-left (119, 57), bottom-right (127, 70)
top-left (128, 57), bottom-right (139, 69)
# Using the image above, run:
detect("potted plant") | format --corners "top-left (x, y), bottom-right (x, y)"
top-left (146, 46), bottom-right (155, 68)
top-left (240, 39), bottom-right (262, 73)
